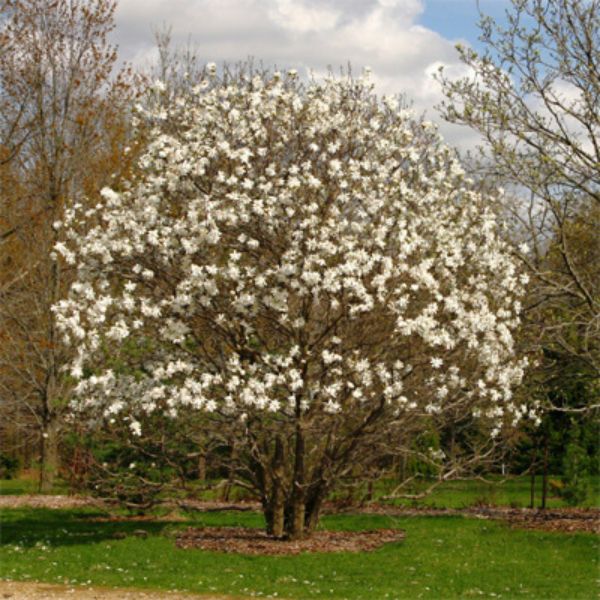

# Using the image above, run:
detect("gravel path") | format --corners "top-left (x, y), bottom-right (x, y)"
top-left (0, 495), bottom-right (103, 510)
top-left (0, 581), bottom-right (239, 599)
top-left (0, 495), bottom-right (258, 512)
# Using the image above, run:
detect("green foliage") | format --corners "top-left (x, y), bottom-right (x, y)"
top-left (0, 507), bottom-right (598, 598)
top-left (509, 368), bottom-right (600, 486)
top-left (0, 453), bottom-right (19, 479)
top-left (559, 425), bottom-right (591, 506)
top-left (406, 429), bottom-right (441, 478)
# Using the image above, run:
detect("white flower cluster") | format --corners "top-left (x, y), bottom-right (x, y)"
top-left (54, 69), bottom-right (528, 433)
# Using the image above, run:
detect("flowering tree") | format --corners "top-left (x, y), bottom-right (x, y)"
top-left (55, 68), bottom-right (529, 539)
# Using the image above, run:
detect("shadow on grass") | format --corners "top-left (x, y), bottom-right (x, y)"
top-left (0, 508), bottom-right (177, 548)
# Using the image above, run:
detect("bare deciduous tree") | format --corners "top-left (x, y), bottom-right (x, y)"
top-left (0, 0), bottom-right (140, 489)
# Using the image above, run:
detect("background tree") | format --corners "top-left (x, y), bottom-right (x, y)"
top-left (56, 68), bottom-right (529, 539)
top-left (0, 0), bottom-right (140, 490)
top-left (437, 0), bottom-right (600, 407)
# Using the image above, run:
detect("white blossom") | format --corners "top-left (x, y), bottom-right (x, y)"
top-left (55, 69), bottom-right (528, 439)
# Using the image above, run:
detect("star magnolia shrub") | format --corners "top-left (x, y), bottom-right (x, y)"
top-left (54, 68), bottom-right (530, 538)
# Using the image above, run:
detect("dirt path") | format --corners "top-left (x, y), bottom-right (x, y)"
top-left (0, 495), bottom-right (105, 510)
top-left (0, 495), bottom-right (258, 512)
top-left (0, 580), bottom-right (240, 599)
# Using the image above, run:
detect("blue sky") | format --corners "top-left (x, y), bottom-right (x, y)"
top-left (419, 0), bottom-right (510, 46)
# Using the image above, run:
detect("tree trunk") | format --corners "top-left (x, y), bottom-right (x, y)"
top-left (529, 447), bottom-right (537, 509)
top-left (269, 436), bottom-right (286, 538)
top-left (197, 451), bottom-right (206, 482)
top-left (222, 442), bottom-right (237, 502)
top-left (397, 453), bottom-right (407, 483)
top-left (270, 484), bottom-right (285, 538)
top-left (541, 435), bottom-right (549, 510)
top-left (304, 484), bottom-right (326, 534)
top-left (288, 422), bottom-right (306, 540)
top-left (39, 419), bottom-right (59, 493)
top-left (39, 258), bottom-right (61, 494)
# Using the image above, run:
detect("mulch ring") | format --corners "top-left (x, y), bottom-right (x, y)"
top-left (175, 526), bottom-right (405, 555)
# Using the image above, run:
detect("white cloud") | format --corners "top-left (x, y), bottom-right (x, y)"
top-left (268, 0), bottom-right (341, 33)
top-left (112, 0), bottom-right (478, 149)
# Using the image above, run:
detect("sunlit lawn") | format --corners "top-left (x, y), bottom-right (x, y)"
top-left (0, 476), bottom-right (69, 496)
top-left (0, 507), bottom-right (598, 599)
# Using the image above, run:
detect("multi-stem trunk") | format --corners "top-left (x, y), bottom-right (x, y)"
top-left (263, 485), bottom-right (327, 540)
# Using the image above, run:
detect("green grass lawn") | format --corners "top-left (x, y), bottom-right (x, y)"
top-left (0, 476), bottom-right (69, 496)
top-left (0, 507), bottom-right (597, 599)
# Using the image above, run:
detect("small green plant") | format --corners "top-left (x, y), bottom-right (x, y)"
top-left (559, 426), bottom-right (590, 506)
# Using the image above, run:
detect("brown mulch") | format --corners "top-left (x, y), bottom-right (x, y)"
top-left (354, 503), bottom-right (600, 534)
top-left (175, 526), bottom-right (405, 555)
top-left (82, 513), bottom-right (188, 523)
top-left (491, 507), bottom-right (600, 534)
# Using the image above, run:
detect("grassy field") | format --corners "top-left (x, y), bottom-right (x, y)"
top-left (1, 475), bottom-right (598, 598)
top-left (0, 475), bottom-right (69, 496)
top-left (0, 507), bottom-right (598, 599)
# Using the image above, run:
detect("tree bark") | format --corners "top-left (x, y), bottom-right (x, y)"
top-left (197, 451), bottom-right (206, 482)
top-left (39, 419), bottom-right (59, 493)
top-left (289, 421), bottom-right (306, 540)
top-left (541, 435), bottom-right (549, 510)
top-left (39, 257), bottom-right (61, 493)
top-left (222, 442), bottom-right (237, 502)
top-left (270, 484), bottom-right (285, 538)
top-left (529, 447), bottom-right (537, 509)
top-left (304, 483), bottom-right (326, 534)
top-left (270, 436), bottom-right (286, 538)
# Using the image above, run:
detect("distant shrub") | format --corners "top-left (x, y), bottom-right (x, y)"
top-left (559, 437), bottom-right (590, 506)
top-left (0, 453), bottom-right (20, 479)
